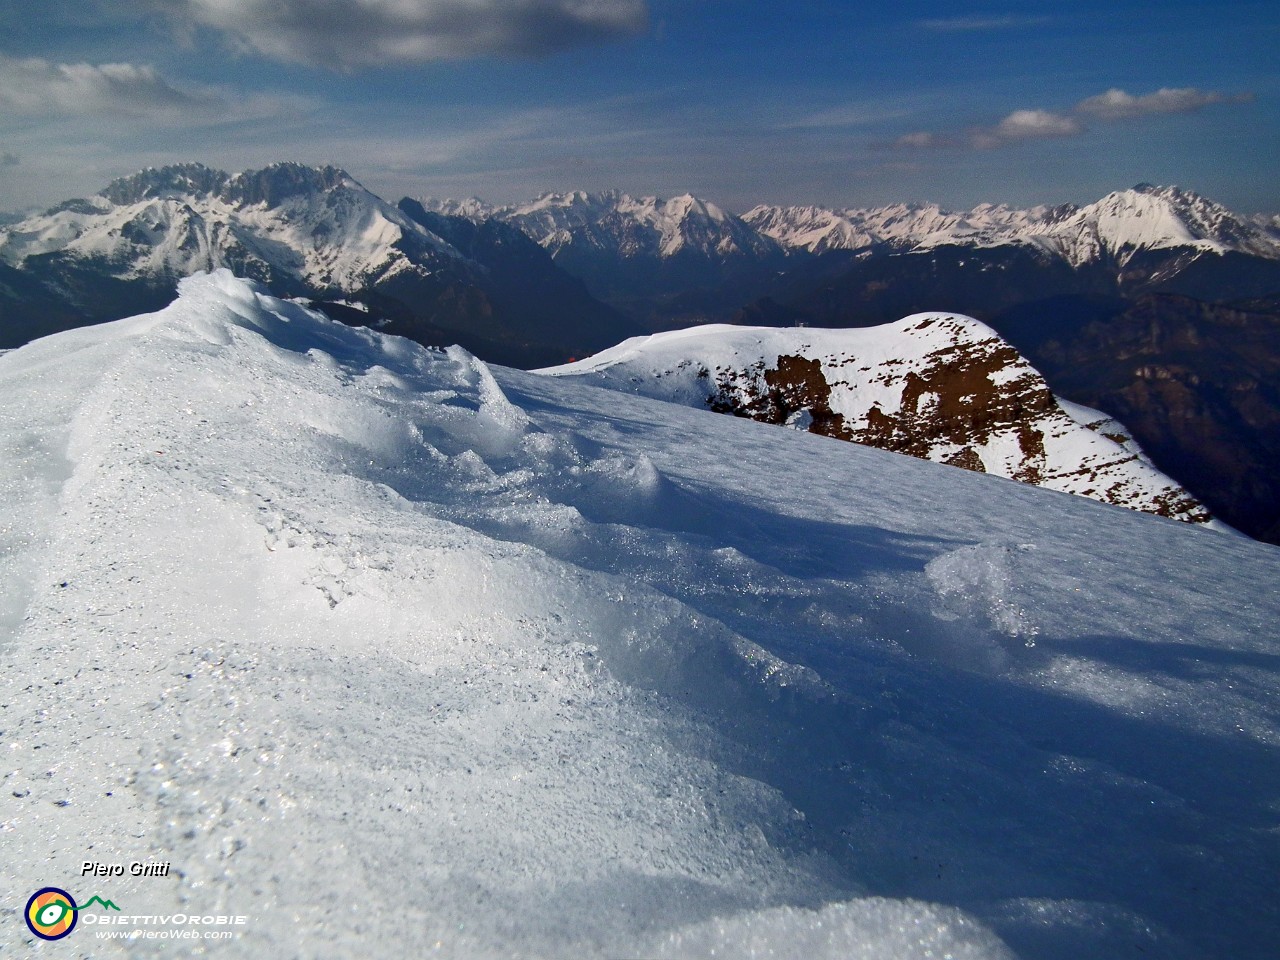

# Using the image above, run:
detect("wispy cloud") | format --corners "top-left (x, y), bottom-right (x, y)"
top-left (0, 54), bottom-right (219, 117)
top-left (1075, 87), bottom-right (1254, 120)
top-left (891, 131), bottom-right (955, 150)
top-left (893, 109), bottom-right (1082, 151)
top-left (0, 53), bottom-right (320, 127)
top-left (918, 15), bottom-right (1051, 32)
top-left (890, 85), bottom-right (1250, 151)
top-left (976, 109), bottom-right (1082, 146)
top-left (778, 104), bottom-right (912, 131)
top-left (148, 0), bottom-right (649, 69)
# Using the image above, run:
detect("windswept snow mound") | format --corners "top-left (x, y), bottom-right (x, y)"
top-left (2, 271), bottom-right (1278, 958)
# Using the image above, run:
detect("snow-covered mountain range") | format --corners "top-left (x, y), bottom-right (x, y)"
top-left (421, 190), bottom-right (782, 261)
top-left (7, 173), bottom-right (1275, 306)
top-left (423, 183), bottom-right (1280, 271)
top-left (5, 169), bottom-right (1274, 354)
top-left (541, 317), bottom-right (1211, 525)
top-left (0, 163), bottom-right (628, 363)
top-left (419, 189), bottom-right (789, 310)
top-left (412, 184), bottom-right (1280, 347)
top-left (745, 184), bottom-right (1280, 266)
top-left (3, 271), bottom-right (1278, 958)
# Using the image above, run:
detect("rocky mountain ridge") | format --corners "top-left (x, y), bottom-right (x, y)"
top-left (539, 315), bottom-right (1213, 525)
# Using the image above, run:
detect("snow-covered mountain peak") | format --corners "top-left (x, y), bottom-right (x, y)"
top-left (220, 162), bottom-right (358, 209)
top-left (100, 162), bottom-right (231, 206)
top-left (513, 189), bottom-right (625, 217)
top-left (541, 315), bottom-right (1212, 524)
top-left (96, 162), bottom-right (366, 212)
top-left (494, 189), bottom-right (780, 262)
top-left (663, 193), bottom-right (729, 222)
top-left (414, 195), bottom-right (497, 221)
top-left (1029, 183), bottom-right (1280, 266)
top-left (743, 204), bottom-right (881, 253)
top-left (0, 162), bottom-right (465, 295)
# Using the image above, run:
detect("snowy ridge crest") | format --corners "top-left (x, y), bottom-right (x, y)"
top-left (0, 269), bottom-right (1011, 956)
top-left (2, 270), bottom-right (1278, 958)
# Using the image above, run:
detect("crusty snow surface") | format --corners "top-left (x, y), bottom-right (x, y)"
top-left (2, 272), bottom-right (1278, 958)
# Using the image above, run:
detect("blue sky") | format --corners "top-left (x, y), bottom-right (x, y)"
top-left (1, 0), bottom-right (1277, 214)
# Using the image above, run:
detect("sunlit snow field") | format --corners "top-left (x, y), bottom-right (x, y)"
top-left (1, 272), bottom-right (1277, 958)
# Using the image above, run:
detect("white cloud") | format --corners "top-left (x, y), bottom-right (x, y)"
top-left (1075, 87), bottom-right (1252, 120)
top-left (889, 83), bottom-right (1251, 152)
top-left (779, 104), bottom-right (912, 131)
top-left (991, 108), bottom-right (1082, 141)
top-left (0, 54), bottom-right (321, 134)
top-left (0, 54), bottom-right (220, 117)
top-left (150, 0), bottom-right (649, 68)
top-left (892, 110), bottom-right (1082, 151)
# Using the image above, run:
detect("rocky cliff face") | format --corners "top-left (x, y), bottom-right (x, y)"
top-left (540, 314), bottom-right (1213, 525)
top-left (1004, 293), bottom-right (1280, 541)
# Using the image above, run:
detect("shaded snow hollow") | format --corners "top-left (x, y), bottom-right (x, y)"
top-left (2, 271), bottom-right (1278, 958)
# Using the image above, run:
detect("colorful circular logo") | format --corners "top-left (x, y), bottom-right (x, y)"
top-left (25, 888), bottom-right (78, 941)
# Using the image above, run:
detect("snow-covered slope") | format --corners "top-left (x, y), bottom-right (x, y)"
top-left (540, 317), bottom-right (1211, 524)
top-left (0, 162), bottom-right (463, 295)
top-left (745, 185), bottom-right (1280, 266)
top-left (3, 272), bottom-right (1278, 958)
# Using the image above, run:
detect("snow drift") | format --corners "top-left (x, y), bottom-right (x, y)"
top-left (2, 271), bottom-right (1278, 958)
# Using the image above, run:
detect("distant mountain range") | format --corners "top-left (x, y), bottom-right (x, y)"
top-left (417, 190), bottom-right (790, 322)
top-left (745, 185), bottom-right (1280, 264)
top-left (2, 165), bottom-right (1278, 541)
top-left (426, 182), bottom-right (1280, 264)
top-left (421, 183), bottom-right (1280, 320)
